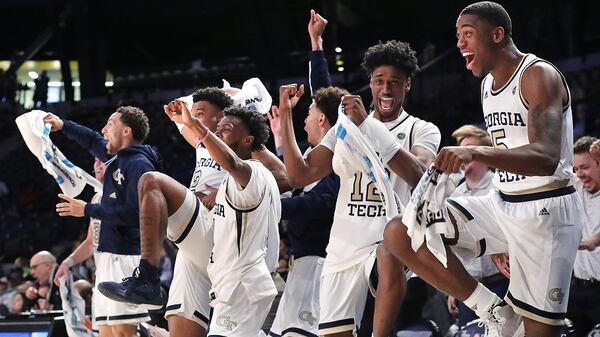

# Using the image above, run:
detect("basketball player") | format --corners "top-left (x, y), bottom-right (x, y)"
top-left (268, 86), bottom-right (346, 337)
top-left (54, 158), bottom-right (105, 335)
top-left (45, 106), bottom-right (158, 337)
top-left (101, 103), bottom-right (280, 336)
top-left (568, 136), bottom-right (600, 336)
top-left (383, 2), bottom-right (582, 336)
top-left (445, 125), bottom-right (509, 328)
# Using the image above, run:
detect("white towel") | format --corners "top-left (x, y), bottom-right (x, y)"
top-left (334, 105), bottom-right (401, 221)
top-left (15, 110), bottom-right (102, 197)
top-left (222, 77), bottom-right (272, 114)
top-left (58, 274), bottom-right (94, 337)
top-left (402, 164), bottom-right (460, 267)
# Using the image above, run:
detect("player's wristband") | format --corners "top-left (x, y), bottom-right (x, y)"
top-left (195, 131), bottom-right (210, 143)
top-left (175, 122), bottom-right (184, 133)
top-left (63, 257), bottom-right (75, 268)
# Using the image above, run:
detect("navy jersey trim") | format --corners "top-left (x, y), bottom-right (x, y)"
top-left (490, 54), bottom-right (530, 96)
top-left (499, 186), bottom-right (575, 203)
top-left (507, 291), bottom-right (565, 320)
top-left (173, 197), bottom-right (200, 244)
top-left (446, 198), bottom-right (474, 221)
top-left (388, 113), bottom-right (411, 132)
top-left (319, 318), bottom-right (355, 330)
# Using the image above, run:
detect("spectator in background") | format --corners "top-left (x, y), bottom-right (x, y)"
top-left (446, 125), bottom-right (509, 328)
top-left (569, 136), bottom-right (600, 336)
top-left (10, 292), bottom-right (34, 314)
top-left (33, 70), bottom-right (49, 109)
top-left (29, 250), bottom-right (61, 310)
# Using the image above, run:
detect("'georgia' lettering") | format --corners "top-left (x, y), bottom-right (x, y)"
top-left (485, 111), bottom-right (526, 129)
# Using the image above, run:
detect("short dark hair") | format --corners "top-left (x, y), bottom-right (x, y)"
top-left (116, 106), bottom-right (149, 142)
top-left (361, 40), bottom-right (419, 78)
top-left (192, 87), bottom-right (233, 110)
top-left (224, 106), bottom-right (270, 151)
top-left (461, 1), bottom-right (512, 38)
top-left (574, 136), bottom-right (598, 154)
top-left (313, 86), bottom-right (350, 126)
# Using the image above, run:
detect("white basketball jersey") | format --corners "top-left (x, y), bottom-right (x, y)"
top-left (380, 110), bottom-right (441, 206)
top-left (91, 192), bottom-right (102, 252)
top-left (481, 54), bottom-right (573, 193)
top-left (189, 145), bottom-right (226, 194)
top-left (207, 160), bottom-right (281, 296)
top-left (320, 128), bottom-right (389, 273)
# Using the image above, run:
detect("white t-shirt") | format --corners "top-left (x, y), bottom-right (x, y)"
top-left (481, 54), bottom-right (574, 192)
top-left (207, 160), bottom-right (280, 303)
top-left (573, 178), bottom-right (600, 280)
top-left (189, 145), bottom-right (226, 194)
top-left (319, 123), bottom-right (400, 274)
top-left (380, 110), bottom-right (441, 206)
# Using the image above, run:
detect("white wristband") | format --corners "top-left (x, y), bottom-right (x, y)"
top-left (175, 122), bottom-right (184, 133)
top-left (63, 257), bottom-right (75, 268)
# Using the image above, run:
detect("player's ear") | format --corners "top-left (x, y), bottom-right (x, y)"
top-left (243, 135), bottom-right (254, 148)
top-left (405, 77), bottom-right (412, 92)
top-left (492, 26), bottom-right (505, 44)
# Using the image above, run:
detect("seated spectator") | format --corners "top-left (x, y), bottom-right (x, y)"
top-left (29, 250), bottom-right (61, 310)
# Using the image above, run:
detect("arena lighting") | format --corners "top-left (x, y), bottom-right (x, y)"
top-left (337, 66), bottom-right (344, 72)
top-left (335, 47), bottom-right (342, 53)
top-left (72, 81), bottom-right (80, 87)
top-left (28, 71), bottom-right (39, 79)
top-left (48, 81), bottom-right (62, 87)
top-left (27, 81), bottom-right (35, 88)
top-left (105, 81), bottom-right (114, 87)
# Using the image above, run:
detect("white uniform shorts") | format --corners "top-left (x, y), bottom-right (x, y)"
top-left (446, 186), bottom-right (582, 326)
top-left (318, 249), bottom-right (377, 335)
top-left (269, 256), bottom-right (324, 337)
top-left (207, 281), bottom-right (275, 336)
top-left (165, 189), bottom-right (213, 328)
top-left (94, 252), bottom-right (150, 325)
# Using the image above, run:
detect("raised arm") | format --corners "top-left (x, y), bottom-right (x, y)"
top-left (163, 101), bottom-right (198, 148)
top-left (435, 63), bottom-right (566, 175)
top-left (178, 100), bottom-right (253, 188)
top-left (43, 113), bottom-right (110, 161)
top-left (308, 9), bottom-right (332, 93)
top-left (275, 84), bottom-right (333, 188)
top-left (251, 147), bottom-right (293, 193)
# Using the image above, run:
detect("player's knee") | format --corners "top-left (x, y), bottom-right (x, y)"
top-left (383, 216), bottom-right (411, 258)
top-left (376, 244), bottom-right (404, 280)
top-left (138, 171), bottom-right (162, 194)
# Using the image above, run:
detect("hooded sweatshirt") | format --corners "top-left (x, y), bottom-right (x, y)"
top-left (62, 120), bottom-right (161, 255)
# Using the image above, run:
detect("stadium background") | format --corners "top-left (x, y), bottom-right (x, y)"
top-left (0, 0), bottom-right (598, 311)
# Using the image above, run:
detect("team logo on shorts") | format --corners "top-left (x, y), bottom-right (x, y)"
top-left (299, 311), bottom-right (316, 326)
top-left (547, 287), bottom-right (564, 304)
top-left (216, 315), bottom-right (238, 331)
top-left (397, 133), bottom-right (406, 140)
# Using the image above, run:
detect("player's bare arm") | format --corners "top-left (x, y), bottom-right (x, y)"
top-left (164, 101), bottom-right (198, 148)
top-left (437, 63), bottom-right (565, 175)
top-left (276, 84), bottom-right (333, 188)
top-left (178, 100), bottom-right (253, 188)
top-left (342, 95), bottom-right (426, 186)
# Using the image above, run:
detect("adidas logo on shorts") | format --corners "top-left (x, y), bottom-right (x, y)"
top-left (538, 208), bottom-right (549, 216)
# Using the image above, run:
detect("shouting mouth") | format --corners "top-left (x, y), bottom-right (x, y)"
top-left (379, 97), bottom-right (394, 112)
top-left (462, 51), bottom-right (475, 70)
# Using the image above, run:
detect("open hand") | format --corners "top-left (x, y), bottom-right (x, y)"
top-left (56, 194), bottom-right (87, 217)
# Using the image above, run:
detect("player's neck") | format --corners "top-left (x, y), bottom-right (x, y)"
top-left (490, 46), bottom-right (525, 90)
top-left (466, 169), bottom-right (489, 190)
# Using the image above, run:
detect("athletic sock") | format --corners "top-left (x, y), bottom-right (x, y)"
top-left (462, 282), bottom-right (501, 317)
top-left (139, 258), bottom-right (160, 282)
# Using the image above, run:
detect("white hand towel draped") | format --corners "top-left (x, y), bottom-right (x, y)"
top-left (58, 274), bottom-right (94, 337)
top-left (15, 110), bottom-right (102, 197)
top-left (402, 164), bottom-right (459, 267)
top-left (334, 105), bottom-right (401, 221)
top-left (222, 77), bottom-right (272, 114)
